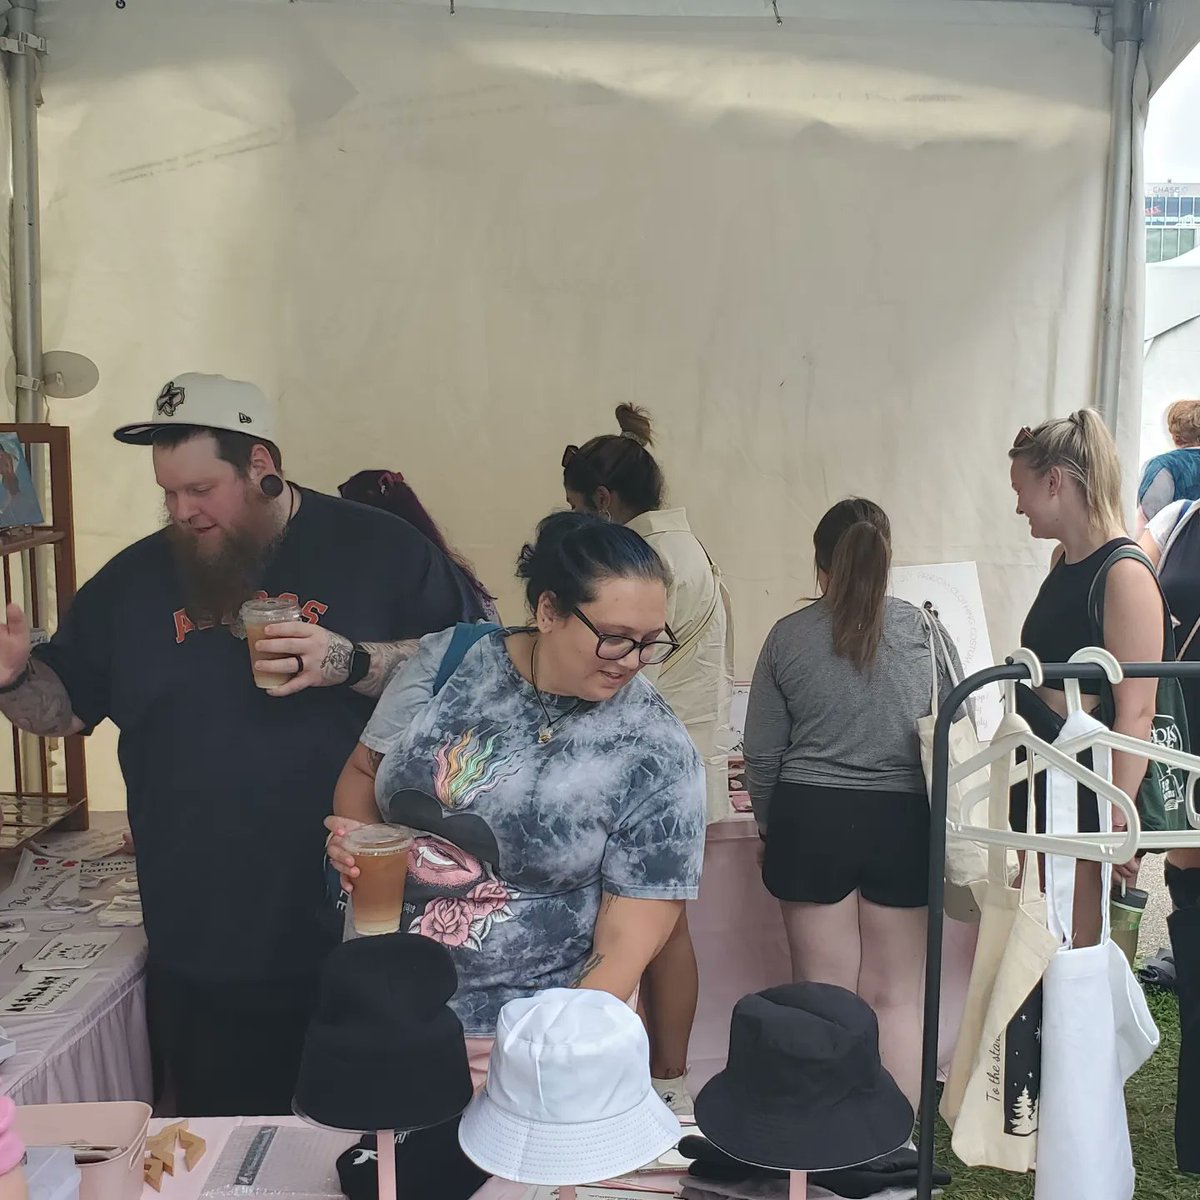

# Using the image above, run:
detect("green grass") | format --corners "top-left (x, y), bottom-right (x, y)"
top-left (929, 987), bottom-right (1191, 1199)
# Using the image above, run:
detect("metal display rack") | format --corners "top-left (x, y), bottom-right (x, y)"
top-left (916, 658), bottom-right (1200, 1199)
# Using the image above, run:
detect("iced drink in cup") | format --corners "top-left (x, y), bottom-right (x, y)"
top-left (344, 824), bottom-right (413, 936)
top-left (240, 597), bottom-right (303, 689)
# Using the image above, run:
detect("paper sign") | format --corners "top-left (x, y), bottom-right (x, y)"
top-left (891, 561), bottom-right (1003, 739)
top-left (0, 936), bottom-right (25, 966)
top-left (79, 858), bottom-right (137, 880)
top-left (0, 853), bottom-right (82, 912)
top-left (30, 830), bottom-right (128, 862)
top-left (22, 932), bottom-right (119, 972)
top-left (97, 895), bottom-right (143, 928)
top-left (0, 971), bottom-right (95, 1015)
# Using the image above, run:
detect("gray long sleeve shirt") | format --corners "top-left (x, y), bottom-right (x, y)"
top-left (743, 596), bottom-right (963, 831)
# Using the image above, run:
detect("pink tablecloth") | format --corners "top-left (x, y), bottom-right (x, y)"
top-left (0, 814), bottom-right (152, 1106)
top-left (689, 817), bottom-right (975, 1089)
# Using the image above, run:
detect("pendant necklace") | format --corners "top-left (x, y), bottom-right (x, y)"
top-left (529, 637), bottom-right (582, 745)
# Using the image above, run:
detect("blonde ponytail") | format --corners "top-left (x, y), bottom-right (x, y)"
top-left (1009, 408), bottom-right (1124, 534)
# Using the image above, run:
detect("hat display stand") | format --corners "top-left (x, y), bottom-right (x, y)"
top-left (293, 932), bottom-right (476, 1200)
top-left (693, 983), bottom-right (915, 1200)
top-left (458, 990), bottom-right (681, 1191)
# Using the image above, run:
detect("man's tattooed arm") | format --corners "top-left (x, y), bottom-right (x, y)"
top-left (316, 635), bottom-right (418, 697)
top-left (350, 640), bottom-right (419, 698)
top-left (0, 660), bottom-right (84, 738)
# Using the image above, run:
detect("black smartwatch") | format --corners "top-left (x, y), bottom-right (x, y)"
top-left (345, 644), bottom-right (371, 688)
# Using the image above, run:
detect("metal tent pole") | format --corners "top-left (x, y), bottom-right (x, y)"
top-left (4, 0), bottom-right (48, 796)
top-left (6, 0), bottom-right (44, 427)
top-left (1096, 0), bottom-right (1143, 430)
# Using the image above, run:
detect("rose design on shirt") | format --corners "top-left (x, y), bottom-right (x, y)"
top-left (410, 855), bottom-right (517, 952)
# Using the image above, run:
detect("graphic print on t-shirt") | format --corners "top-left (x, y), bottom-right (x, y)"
top-left (390, 725), bottom-right (521, 951)
top-left (387, 726), bottom-right (518, 871)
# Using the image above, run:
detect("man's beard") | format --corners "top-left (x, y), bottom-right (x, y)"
top-left (166, 493), bottom-right (284, 628)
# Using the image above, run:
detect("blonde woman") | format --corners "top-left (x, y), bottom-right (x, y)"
top-left (1009, 409), bottom-right (1165, 944)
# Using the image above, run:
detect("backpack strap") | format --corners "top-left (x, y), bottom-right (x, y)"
top-left (432, 622), bottom-right (501, 695)
top-left (1087, 543), bottom-right (1176, 658)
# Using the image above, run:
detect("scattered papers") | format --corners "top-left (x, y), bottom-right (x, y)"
top-left (79, 857), bottom-right (137, 882)
top-left (30, 829), bottom-right (128, 862)
top-left (0, 919), bottom-right (24, 934)
top-left (0, 853), bottom-right (81, 912)
top-left (0, 935), bottom-right (25, 966)
top-left (97, 894), bottom-right (143, 927)
top-left (21, 932), bottom-right (119, 972)
top-left (0, 970), bottom-right (95, 1015)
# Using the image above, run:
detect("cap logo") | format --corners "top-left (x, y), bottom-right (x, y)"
top-left (238, 412), bottom-right (252, 425)
top-left (156, 382), bottom-right (185, 417)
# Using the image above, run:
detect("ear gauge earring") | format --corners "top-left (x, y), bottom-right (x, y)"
top-left (260, 474), bottom-right (285, 499)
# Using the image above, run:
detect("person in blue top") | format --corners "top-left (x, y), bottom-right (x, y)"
top-left (1137, 400), bottom-right (1200, 531)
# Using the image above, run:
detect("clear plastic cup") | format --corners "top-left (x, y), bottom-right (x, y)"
top-left (343, 824), bottom-right (413, 936)
top-left (240, 597), bottom-right (303, 689)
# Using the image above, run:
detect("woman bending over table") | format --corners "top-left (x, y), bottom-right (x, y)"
top-left (325, 511), bottom-right (706, 1083)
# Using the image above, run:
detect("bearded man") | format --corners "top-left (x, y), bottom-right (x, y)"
top-left (0, 373), bottom-right (481, 1115)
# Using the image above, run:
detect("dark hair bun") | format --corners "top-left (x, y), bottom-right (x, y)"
top-left (516, 511), bottom-right (671, 615)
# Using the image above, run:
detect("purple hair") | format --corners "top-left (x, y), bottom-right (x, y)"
top-left (339, 470), bottom-right (496, 610)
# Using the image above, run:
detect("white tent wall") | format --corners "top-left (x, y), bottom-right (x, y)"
top-left (36, 0), bottom-right (1114, 809)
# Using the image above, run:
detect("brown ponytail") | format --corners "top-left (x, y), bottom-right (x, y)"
top-left (813, 499), bottom-right (892, 671)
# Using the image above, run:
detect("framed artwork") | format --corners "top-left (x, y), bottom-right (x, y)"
top-left (0, 434), bottom-right (44, 527)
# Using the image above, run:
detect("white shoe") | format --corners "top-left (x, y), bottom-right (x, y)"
top-left (652, 1071), bottom-right (694, 1117)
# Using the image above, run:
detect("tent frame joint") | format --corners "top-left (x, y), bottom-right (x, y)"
top-left (0, 31), bottom-right (45, 56)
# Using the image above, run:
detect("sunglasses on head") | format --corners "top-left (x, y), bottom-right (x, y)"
top-left (1013, 426), bottom-right (1036, 449)
top-left (562, 445), bottom-right (579, 469)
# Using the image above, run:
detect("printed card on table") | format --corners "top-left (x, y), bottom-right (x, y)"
top-left (0, 852), bottom-right (82, 912)
top-left (21, 932), bottom-right (119, 972)
top-left (0, 936), bottom-right (25, 966)
top-left (30, 828), bottom-right (128, 862)
top-left (0, 971), bottom-right (95, 1015)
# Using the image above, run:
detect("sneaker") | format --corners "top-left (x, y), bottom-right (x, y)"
top-left (652, 1071), bottom-right (694, 1117)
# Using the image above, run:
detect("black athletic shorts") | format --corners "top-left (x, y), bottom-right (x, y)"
top-left (761, 781), bottom-right (930, 908)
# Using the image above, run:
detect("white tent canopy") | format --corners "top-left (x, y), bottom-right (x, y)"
top-left (3, 0), bottom-right (1198, 806)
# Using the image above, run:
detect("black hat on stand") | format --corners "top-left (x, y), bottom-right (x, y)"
top-left (293, 932), bottom-right (474, 1135)
top-left (694, 983), bottom-right (914, 1173)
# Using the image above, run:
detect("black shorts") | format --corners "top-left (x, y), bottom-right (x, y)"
top-left (1008, 745), bottom-right (1102, 835)
top-left (762, 782), bottom-right (930, 908)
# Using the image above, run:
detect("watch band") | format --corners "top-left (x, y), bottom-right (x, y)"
top-left (346, 644), bottom-right (370, 688)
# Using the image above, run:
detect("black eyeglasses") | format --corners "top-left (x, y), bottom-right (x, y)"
top-left (572, 607), bottom-right (679, 666)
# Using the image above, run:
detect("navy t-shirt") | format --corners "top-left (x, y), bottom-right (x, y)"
top-left (34, 487), bottom-right (481, 985)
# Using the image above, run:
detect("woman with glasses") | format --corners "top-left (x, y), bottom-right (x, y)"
top-left (325, 511), bottom-right (705, 1084)
top-left (744, 498), bottom-right (964, 1110)
top-left (563, 404), bottom-right (733, 1115)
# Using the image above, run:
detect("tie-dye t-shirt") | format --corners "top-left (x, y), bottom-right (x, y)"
top-left (360, 626), bottom-right (706, 1036)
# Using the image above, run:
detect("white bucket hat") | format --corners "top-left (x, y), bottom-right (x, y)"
top-left (458, 989), bottom-right (680, 1185)
top-left (114, 373), bottom-right (277, 445)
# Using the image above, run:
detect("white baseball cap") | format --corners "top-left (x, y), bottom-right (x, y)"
top-left (458, 989), bottom-right (680, 1185)
top-left (114, 373), bottom-right (278, 445)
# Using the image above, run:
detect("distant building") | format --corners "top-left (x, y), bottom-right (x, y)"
top-left (1146, 182), bottom-right (1200, 263)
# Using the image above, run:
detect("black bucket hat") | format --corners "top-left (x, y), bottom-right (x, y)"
top-left (694, 983), bottom-right (914, 1173)
top-left (293, 932), bottom-right (473, 1134)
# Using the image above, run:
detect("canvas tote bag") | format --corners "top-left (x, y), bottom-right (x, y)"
top-left (941, 749), bottom-right (1059, 1171)
top-left (1034, 712), bottom-right (1159, 1200)
top-left (917, 609), bottom-right (1010, 921)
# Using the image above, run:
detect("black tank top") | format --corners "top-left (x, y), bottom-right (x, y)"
top-left (1020, 537), bottom-right (1134, 694)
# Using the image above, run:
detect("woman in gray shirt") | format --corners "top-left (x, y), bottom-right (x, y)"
top-left (744, 497), bottom-right (961, 1110)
